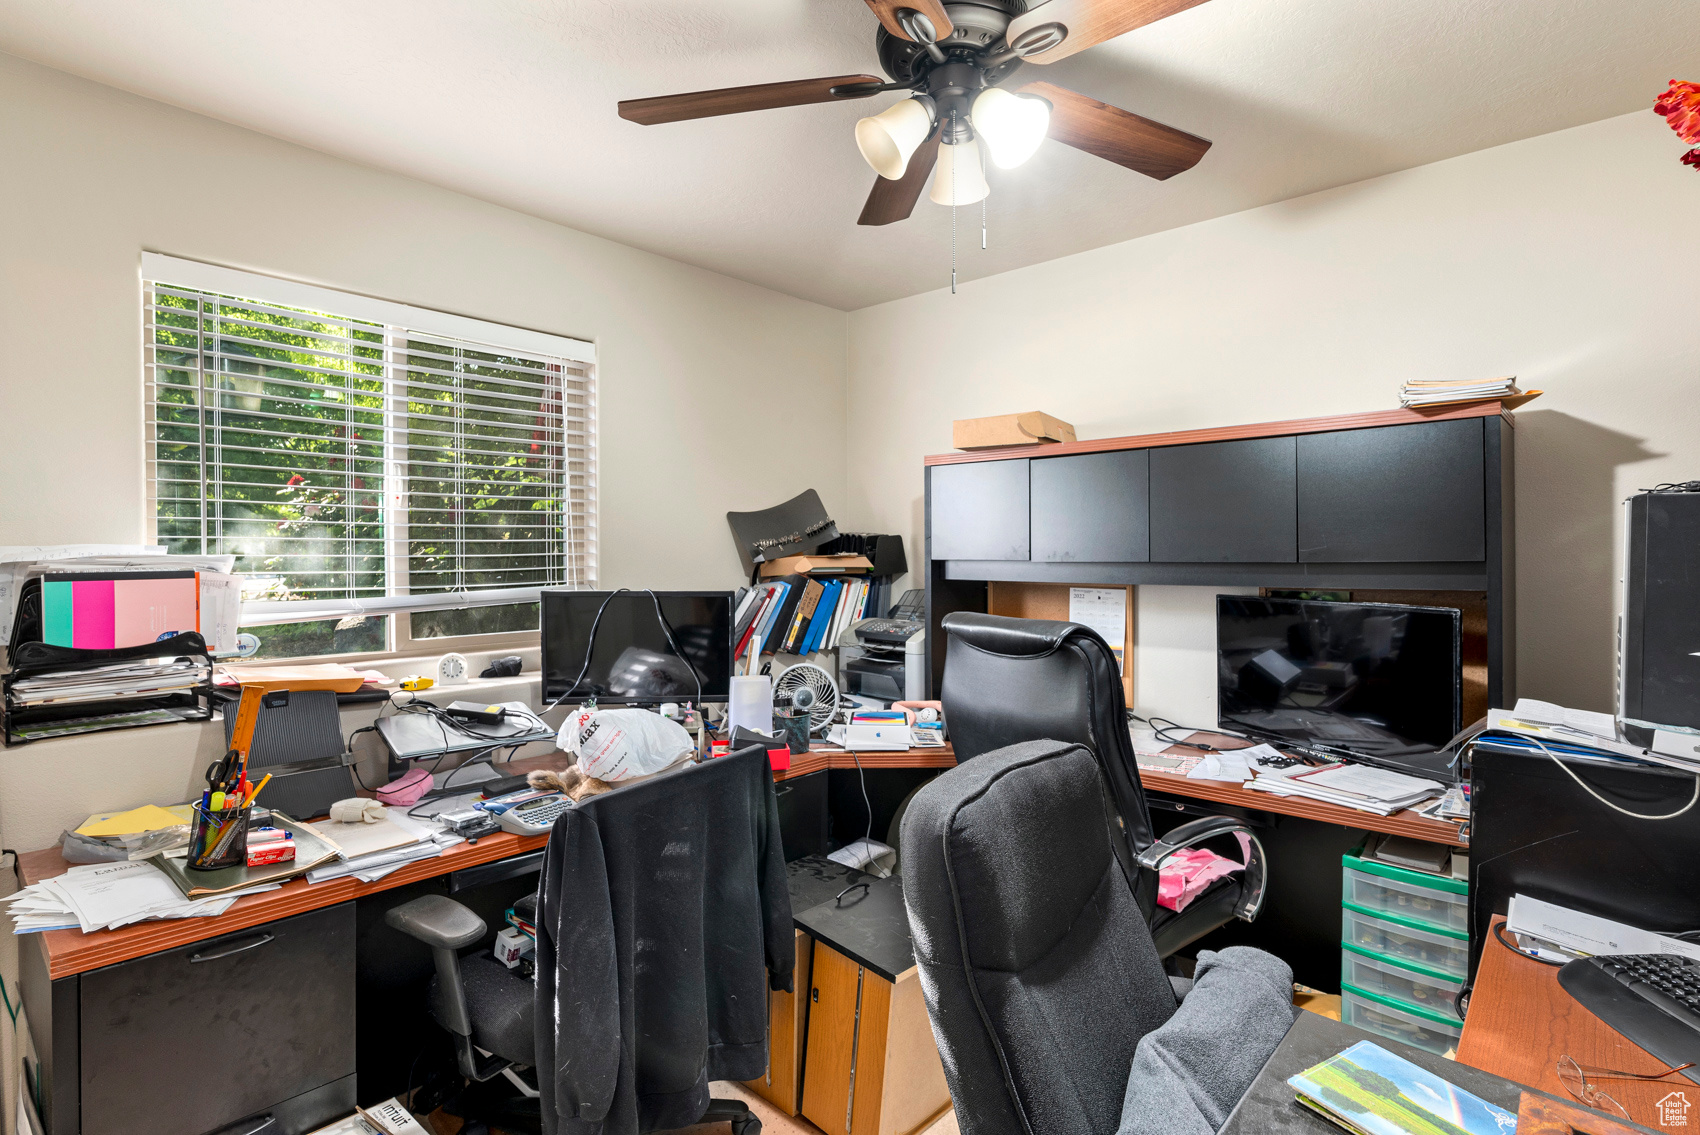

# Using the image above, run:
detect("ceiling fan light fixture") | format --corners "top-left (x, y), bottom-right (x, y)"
top-left (972, 87), bottom-right (1051, 169)
top-left (856, 96), bottom-right (936, 180)
top-left (929, 137), bottom-right (990, 207)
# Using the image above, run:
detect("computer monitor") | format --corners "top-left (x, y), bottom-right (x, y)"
top-left (541, 590), bottom-right (734, 705)
top-left (1217, 595), bottom-right (1461, 756)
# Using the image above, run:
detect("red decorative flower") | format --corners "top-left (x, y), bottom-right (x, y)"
top-left (286, 474), bottom-right (305, 486)
top-left (1655, 80), bottom-right (1700, 145)
top-left (1685, 149), bottom-right (1700, 170)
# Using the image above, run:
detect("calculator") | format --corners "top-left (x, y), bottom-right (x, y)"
top-left (494, 792), bottom-right (570, 835)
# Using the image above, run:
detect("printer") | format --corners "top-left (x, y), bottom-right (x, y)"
top-left (836, 591), bottom-right (926, 704)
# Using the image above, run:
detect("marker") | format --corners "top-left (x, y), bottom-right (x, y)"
top-left (211, 791), bottom-right (224, 811)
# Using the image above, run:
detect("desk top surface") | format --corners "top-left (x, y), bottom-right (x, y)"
top-left (15, 752), bottom-right (569, 980)
top-left (1220, 1010), bottom-right (1526, 1134)
top-left (1457, 916), bottom-right (1681, 1130)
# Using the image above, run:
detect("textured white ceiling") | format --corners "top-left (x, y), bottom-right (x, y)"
top-left (1, 0), bottom-right (1694, 309)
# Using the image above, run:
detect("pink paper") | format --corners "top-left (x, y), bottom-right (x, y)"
top-left (70, 579), bottom-right (115, 649)
top-left (112, 577), bottom-right (199, 647)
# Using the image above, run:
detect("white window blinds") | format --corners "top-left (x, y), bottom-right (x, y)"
top-left (143, 256), bottom-right (595, 626)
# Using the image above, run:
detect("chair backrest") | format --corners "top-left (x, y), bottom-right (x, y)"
top-left (224, 689), bottom-right (351, 820)
top-left (900, 740), bottom-right (1178, 1135)
top-left (940, 612), bottom-right (1155, 853)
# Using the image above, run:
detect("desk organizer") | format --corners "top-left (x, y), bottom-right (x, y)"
top-left (1340, 845), bottom-right (1470, 1052)
top-left (1341, 984), bottom-right (1465, 1056)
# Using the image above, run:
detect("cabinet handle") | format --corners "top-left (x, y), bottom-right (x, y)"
top-left (189, 932), bottom-right (275, 963)
top-left (209, 1115), bottom-right (275, 1135)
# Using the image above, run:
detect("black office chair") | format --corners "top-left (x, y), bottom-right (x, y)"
top-left (385, 759), bottom-right (770, 1135)
top-left (939, 611), bottom-right (1266, 956)
top-left (900, 739), bottom-right (1295, 1135)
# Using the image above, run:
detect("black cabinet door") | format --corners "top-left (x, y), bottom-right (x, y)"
top-left (1030, 450), bottom-right (1150, 562)
top-left (1150, 437), bottom-right (1297, 562)
top-left (79, 903), bottom-right (356, 1135)
top-left (929, 460), bottom-right (1029, 561)
top-left (1297, 419), bottom-right (1486, 562)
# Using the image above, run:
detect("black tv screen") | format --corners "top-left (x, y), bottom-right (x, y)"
top-left (542, 590), bottom-right (734, 704)
top-left (1217, 596), bottom-right (1461, 755)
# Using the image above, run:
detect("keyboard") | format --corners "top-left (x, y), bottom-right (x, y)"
top-left (1558, 953), bottom-right (1700, 1081)
top-left (855, 618), bottom-right (921, 646)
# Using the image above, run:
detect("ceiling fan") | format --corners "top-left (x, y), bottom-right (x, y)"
top-left (617, 0), bottom-right (1215, 226)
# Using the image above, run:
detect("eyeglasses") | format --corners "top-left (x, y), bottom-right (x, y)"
top-left (1555, 1054), bottom-right (1695, 1120)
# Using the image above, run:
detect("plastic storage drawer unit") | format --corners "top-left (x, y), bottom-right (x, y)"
top-left (1341, 984), bottom-right (1464, 1056)
top-left (1341, 944), bottom-right (1465, 1021)
top-left (1341, 857), bottom-right (1467, 934)
top-left (1342, 904), bottom-right (1469, 978)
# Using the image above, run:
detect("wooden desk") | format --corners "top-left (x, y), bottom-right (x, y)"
top-left (1139, 732), bottom-right (1469, 847)
top-left (775, 742), bottom-right (956, 782)
top-left (15, 751), bottom-right (571, 980)
top-left (1458, 917), bottom-right (1687, 1129)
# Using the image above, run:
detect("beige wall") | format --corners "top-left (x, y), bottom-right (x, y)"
top-left (0, 51), bottom-right (848, 849)
top-left (846, 110), bottom-right (1700, 725)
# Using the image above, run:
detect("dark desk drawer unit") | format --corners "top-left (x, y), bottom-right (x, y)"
top-left (24, 903), bottom-right (356, 1135)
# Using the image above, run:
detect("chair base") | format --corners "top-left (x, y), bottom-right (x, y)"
top-left (445, 1085), bottom-right (760, 1135)
top-left (702, 1096), bottom-right (762, 1135)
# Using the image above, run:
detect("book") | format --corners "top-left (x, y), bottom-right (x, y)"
top-left (761, 574), bottom-right (808, 654)
top-left (802, 580), bottom-right (839, 654)
top-left (754, 582), bottom-right (790, 653)
top-left (783, 580), bottom-right (824, 654)
top-left (1287, 1040), bottom-right (1517, 1135)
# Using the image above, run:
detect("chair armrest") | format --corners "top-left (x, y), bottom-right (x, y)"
top-left (385, 894), bottom-right (486, 950)
top-left (1136, 815), bottom-right (1268, 923)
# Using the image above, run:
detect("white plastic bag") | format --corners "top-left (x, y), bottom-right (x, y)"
top-left (558, 707), bottom-right (695, 782)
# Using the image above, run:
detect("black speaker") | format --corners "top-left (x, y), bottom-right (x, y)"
top-left (1623, 491), bottom-right (1700, 729)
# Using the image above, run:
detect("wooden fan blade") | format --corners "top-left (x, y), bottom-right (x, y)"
top-left (1022, 81), bottom-right (1210, 180)
top-left (1006, 0), bottom-right (1211, 65)
top-left (858, 129), bottom-right (943, 225)
top-left (863, 0), bottom-right (954, 42)
top-left (619, 74), bottom-right (882, 125)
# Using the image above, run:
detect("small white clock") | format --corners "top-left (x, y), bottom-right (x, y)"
top-left (436, 652), bottom-right (470, 687)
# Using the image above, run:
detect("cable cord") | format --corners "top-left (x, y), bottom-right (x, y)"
top-left (1524, 734), bottom-right (1700, 820)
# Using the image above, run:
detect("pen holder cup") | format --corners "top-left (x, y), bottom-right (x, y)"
top-left (188, 802), bottom-right (252, 871)
top-left (774, 707), bottom-right (812, 755)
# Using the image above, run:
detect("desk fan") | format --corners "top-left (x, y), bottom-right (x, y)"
top-left (775, 663), bottom-right (839, 733)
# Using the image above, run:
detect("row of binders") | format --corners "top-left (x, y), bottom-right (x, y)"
top-left (734, 573), bottom-right (872, 662)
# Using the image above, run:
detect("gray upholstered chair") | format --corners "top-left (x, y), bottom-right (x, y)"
top-left (940, 611), bottom-right (1266, 956)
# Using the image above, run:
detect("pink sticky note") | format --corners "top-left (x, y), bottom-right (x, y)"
top-left (70, 580), bottom-right (116, 650)
top-left (112, 577), bottom-right (199, 648)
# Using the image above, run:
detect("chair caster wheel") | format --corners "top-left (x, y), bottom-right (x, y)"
top-left (731, 1118), bottom-right (761, 1135)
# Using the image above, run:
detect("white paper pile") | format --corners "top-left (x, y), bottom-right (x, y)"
top-left (1246, 761), bottom-right (1444, 815)
top-left (9, 657), bottom-right (210, 707)
top-left (1507, 895), bottom-right (1700, 964)
top-left (1398, 376), bottom-right (1522, 408)
top-left (305, 806), bottom-right (465, 884)
top-left (3, 859), bottom-right (278, 934)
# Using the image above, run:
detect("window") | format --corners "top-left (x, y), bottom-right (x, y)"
top-left (143, 254), bottom-right (595, 659)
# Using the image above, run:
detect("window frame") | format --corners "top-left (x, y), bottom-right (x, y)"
top-left (141, 254), bottom-right (597, 664)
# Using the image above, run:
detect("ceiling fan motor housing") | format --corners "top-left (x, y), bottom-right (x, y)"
top-left (879, 2), bottom-right (1025, 90)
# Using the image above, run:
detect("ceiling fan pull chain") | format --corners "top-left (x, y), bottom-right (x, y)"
top-left (950, 135), bottom-right (958, 295)
top-left (982, 195), bottom-right (988, 251)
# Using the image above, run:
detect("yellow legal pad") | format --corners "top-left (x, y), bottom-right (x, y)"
top-left (76, 804), bottom-right (191, 837)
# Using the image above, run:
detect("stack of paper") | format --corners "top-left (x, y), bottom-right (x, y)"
top-left (2, 859), bottom-right (279, 934)
top-left (1398, 376), bottom-right (1529, 408)
top-left (9, 657), bottom-right (210, 707)
top-left (306, 806), bottom-right (465, 884)
top-left (1246, 761), bottom-right (1444, 815)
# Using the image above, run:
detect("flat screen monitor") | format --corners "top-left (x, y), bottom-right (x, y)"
top-left (542, 590), bottom-right (734, 705)
top-left (1217, 596), bottom-right (1461, 756)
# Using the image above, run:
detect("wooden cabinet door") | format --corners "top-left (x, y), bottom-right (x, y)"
top-left (1297, 419), bottom-right (1486, 562)
top-left (1030, 450), bottom-right (1150, 563)
top-left (1149, 436), bottom-right (1297, 562)
top-left (745, 929), bottom-right (814, 1115)
top-left (802, 941), bottom-right (866, 1135)
top-left (929, 460), bottom-right (1029, 561)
